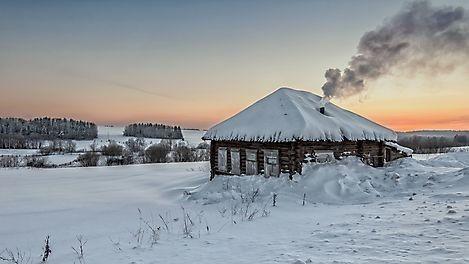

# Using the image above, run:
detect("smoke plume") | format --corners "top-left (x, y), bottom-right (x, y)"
top-left (321, 0), bottom-right (469, 99)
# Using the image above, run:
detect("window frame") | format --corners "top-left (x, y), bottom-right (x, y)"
top-left (217, 147), bottom-right (228, 172)
top-left (245, 149), bottom-right (258, 175)
top-left (230, 148), bottom-right (240, 175)
top-left (263, 149), bottom-right (279, 177)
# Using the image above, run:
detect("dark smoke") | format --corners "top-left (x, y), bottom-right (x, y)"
top-left (321, 0), bottom-right (469, 99)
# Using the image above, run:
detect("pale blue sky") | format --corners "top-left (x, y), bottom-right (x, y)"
top-left (1, 0), bottom-right (468, 130)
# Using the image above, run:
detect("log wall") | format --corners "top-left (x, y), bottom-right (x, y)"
top-left (210, 140), bottom-right (403, 179)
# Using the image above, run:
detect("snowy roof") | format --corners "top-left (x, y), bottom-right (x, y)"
top-left (385, 142), bottom-right (413, 155)
top-left (203, 87), bottom-right (397, 142)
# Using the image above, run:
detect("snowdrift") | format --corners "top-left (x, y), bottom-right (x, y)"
top-left (190, 154), bottom-right (469, 205)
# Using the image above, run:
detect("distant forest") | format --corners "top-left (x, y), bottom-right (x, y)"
top-left (398, 134), bottom-right (469, 153)
top-left (124, 123), bottom-right (184, 139)
top-left (0, 117), bottom-right (97, 149)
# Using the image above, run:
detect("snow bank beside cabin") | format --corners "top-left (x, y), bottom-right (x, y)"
top-left (189, 158), bottom-right (378, 205)
top-left (190, 154), bottom-right (469, 205)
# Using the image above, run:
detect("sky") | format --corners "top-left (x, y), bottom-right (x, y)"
top-left (0, 0), bottom-right (468, 131)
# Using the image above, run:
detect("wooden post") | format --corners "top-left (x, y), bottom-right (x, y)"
top-left (378, 141), bottom-right (385, 167)
top-left (209, 141), bottom-right (216, 181)
top-left (289, 143), bottom-right (295, 180)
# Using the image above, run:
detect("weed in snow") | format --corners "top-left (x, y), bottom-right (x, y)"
top-left (0, 248), bottom-right (31, 264)
top-left (71, 235), bottom-right (87, 264)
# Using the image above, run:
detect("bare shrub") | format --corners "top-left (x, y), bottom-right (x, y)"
top-left (195, 149), bottom-right (210, 161)
top-left (223, 188), bottom-right (272, 222)
top-left (217, 207), bottom-right (227, 218)
top-left (144, 143), bottom-right (170, 163)
top-left (196, 142), bottom-right (209, 149)
top-left (173, 145), bottom-right (195, 162)
top-left (108, 238), bottom-right (122, 252)
top-left (194, 142), bottom-right (210, 161)
top-left (159, 214), bottom-right (170, 233)
top-left (138, 209), bottom-right (160, 247)
top-left (121, 149), bottom-right (135, 165)
top-left (0, 248), bottom-right (31, 264)
top-left (181, 206), bottom-right (194, 238)
top-left (261, 203), bottom-right (271, 217)
top-left (64, 140), bottom-right (76, 153)
top-left (241, 188), bottom-right (260, 204)
top-left (101, 141), bottom-right (123, 157)
top-left (105, 157), bottom-right (124, 166)
top-left (130, 209), bottom-right (161, 248)
top-left (41, 236), bottom-right (51, 263)
top-left (159, 139), bottom-right (174, 150)
top-left (122, 138), bottom-right (146, 165)
top-left (130, 225), bottom-right (145, 249)
top-left (71, 235), bottom-right (87, 264)
top-left (25, 156), bottom-right (48, 168)
top-left (0, 156), bottom-right (20, 168)
top-left (77, 152), bottom-right (100, 167)
top-left (89, 142), bottom-right (98, 152)
top-left (40, 140), bottom-right (65, 155)
top-left (125, 138), bottom-right (145, 155)
top-left (39, 147), bottom-right (54, 155)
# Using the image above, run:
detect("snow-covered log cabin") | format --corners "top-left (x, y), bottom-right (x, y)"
top-left (202, 88), bottom-right (411, 179)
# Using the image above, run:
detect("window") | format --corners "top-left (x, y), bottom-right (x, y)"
top-left (245, 149), bottom-right (258, 175)
top-left (263, 149), bottom-right (279, 177)
top-left (230, 148), bottom-right (240, 175)
top-left (218, 147), bottom-right (227, 172)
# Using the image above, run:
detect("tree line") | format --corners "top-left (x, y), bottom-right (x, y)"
top-left (0, 117), bottom-right (97, 149)
top-left (123, 123), bottom-right (184, 139)
top-left (398, 134), bottom-right (469, 153)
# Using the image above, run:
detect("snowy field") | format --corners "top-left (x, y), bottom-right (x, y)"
top-left (1, 153), bottom-right (469, 263)
top-left (74, 126), bottom-right (206, 151)
top-left (0, 126), bottom-right (207, 166)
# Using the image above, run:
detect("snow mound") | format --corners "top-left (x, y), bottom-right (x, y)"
top-left (190, 153), bottom-right (469, 206)
top-left (190, 157), bottom-right (408, 205)
top-left (424, 152), bottom-right (469, 167)
top-left (203, 87), bottom-right (397, 142)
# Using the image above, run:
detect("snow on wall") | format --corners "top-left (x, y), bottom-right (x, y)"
top-left (203, 87), bottom-right (397, 142)
top-left (385, 141), bottom-right (414, 155)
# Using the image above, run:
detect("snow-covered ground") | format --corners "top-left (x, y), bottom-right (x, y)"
top-left (0, 126), bottom-right (207, 166)
top-left (0, 149), bottom-right (39, 156)
top-left (1, 153), bottom-right (469, 263)
top-left (74, 126), bottom-right (206, 151)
